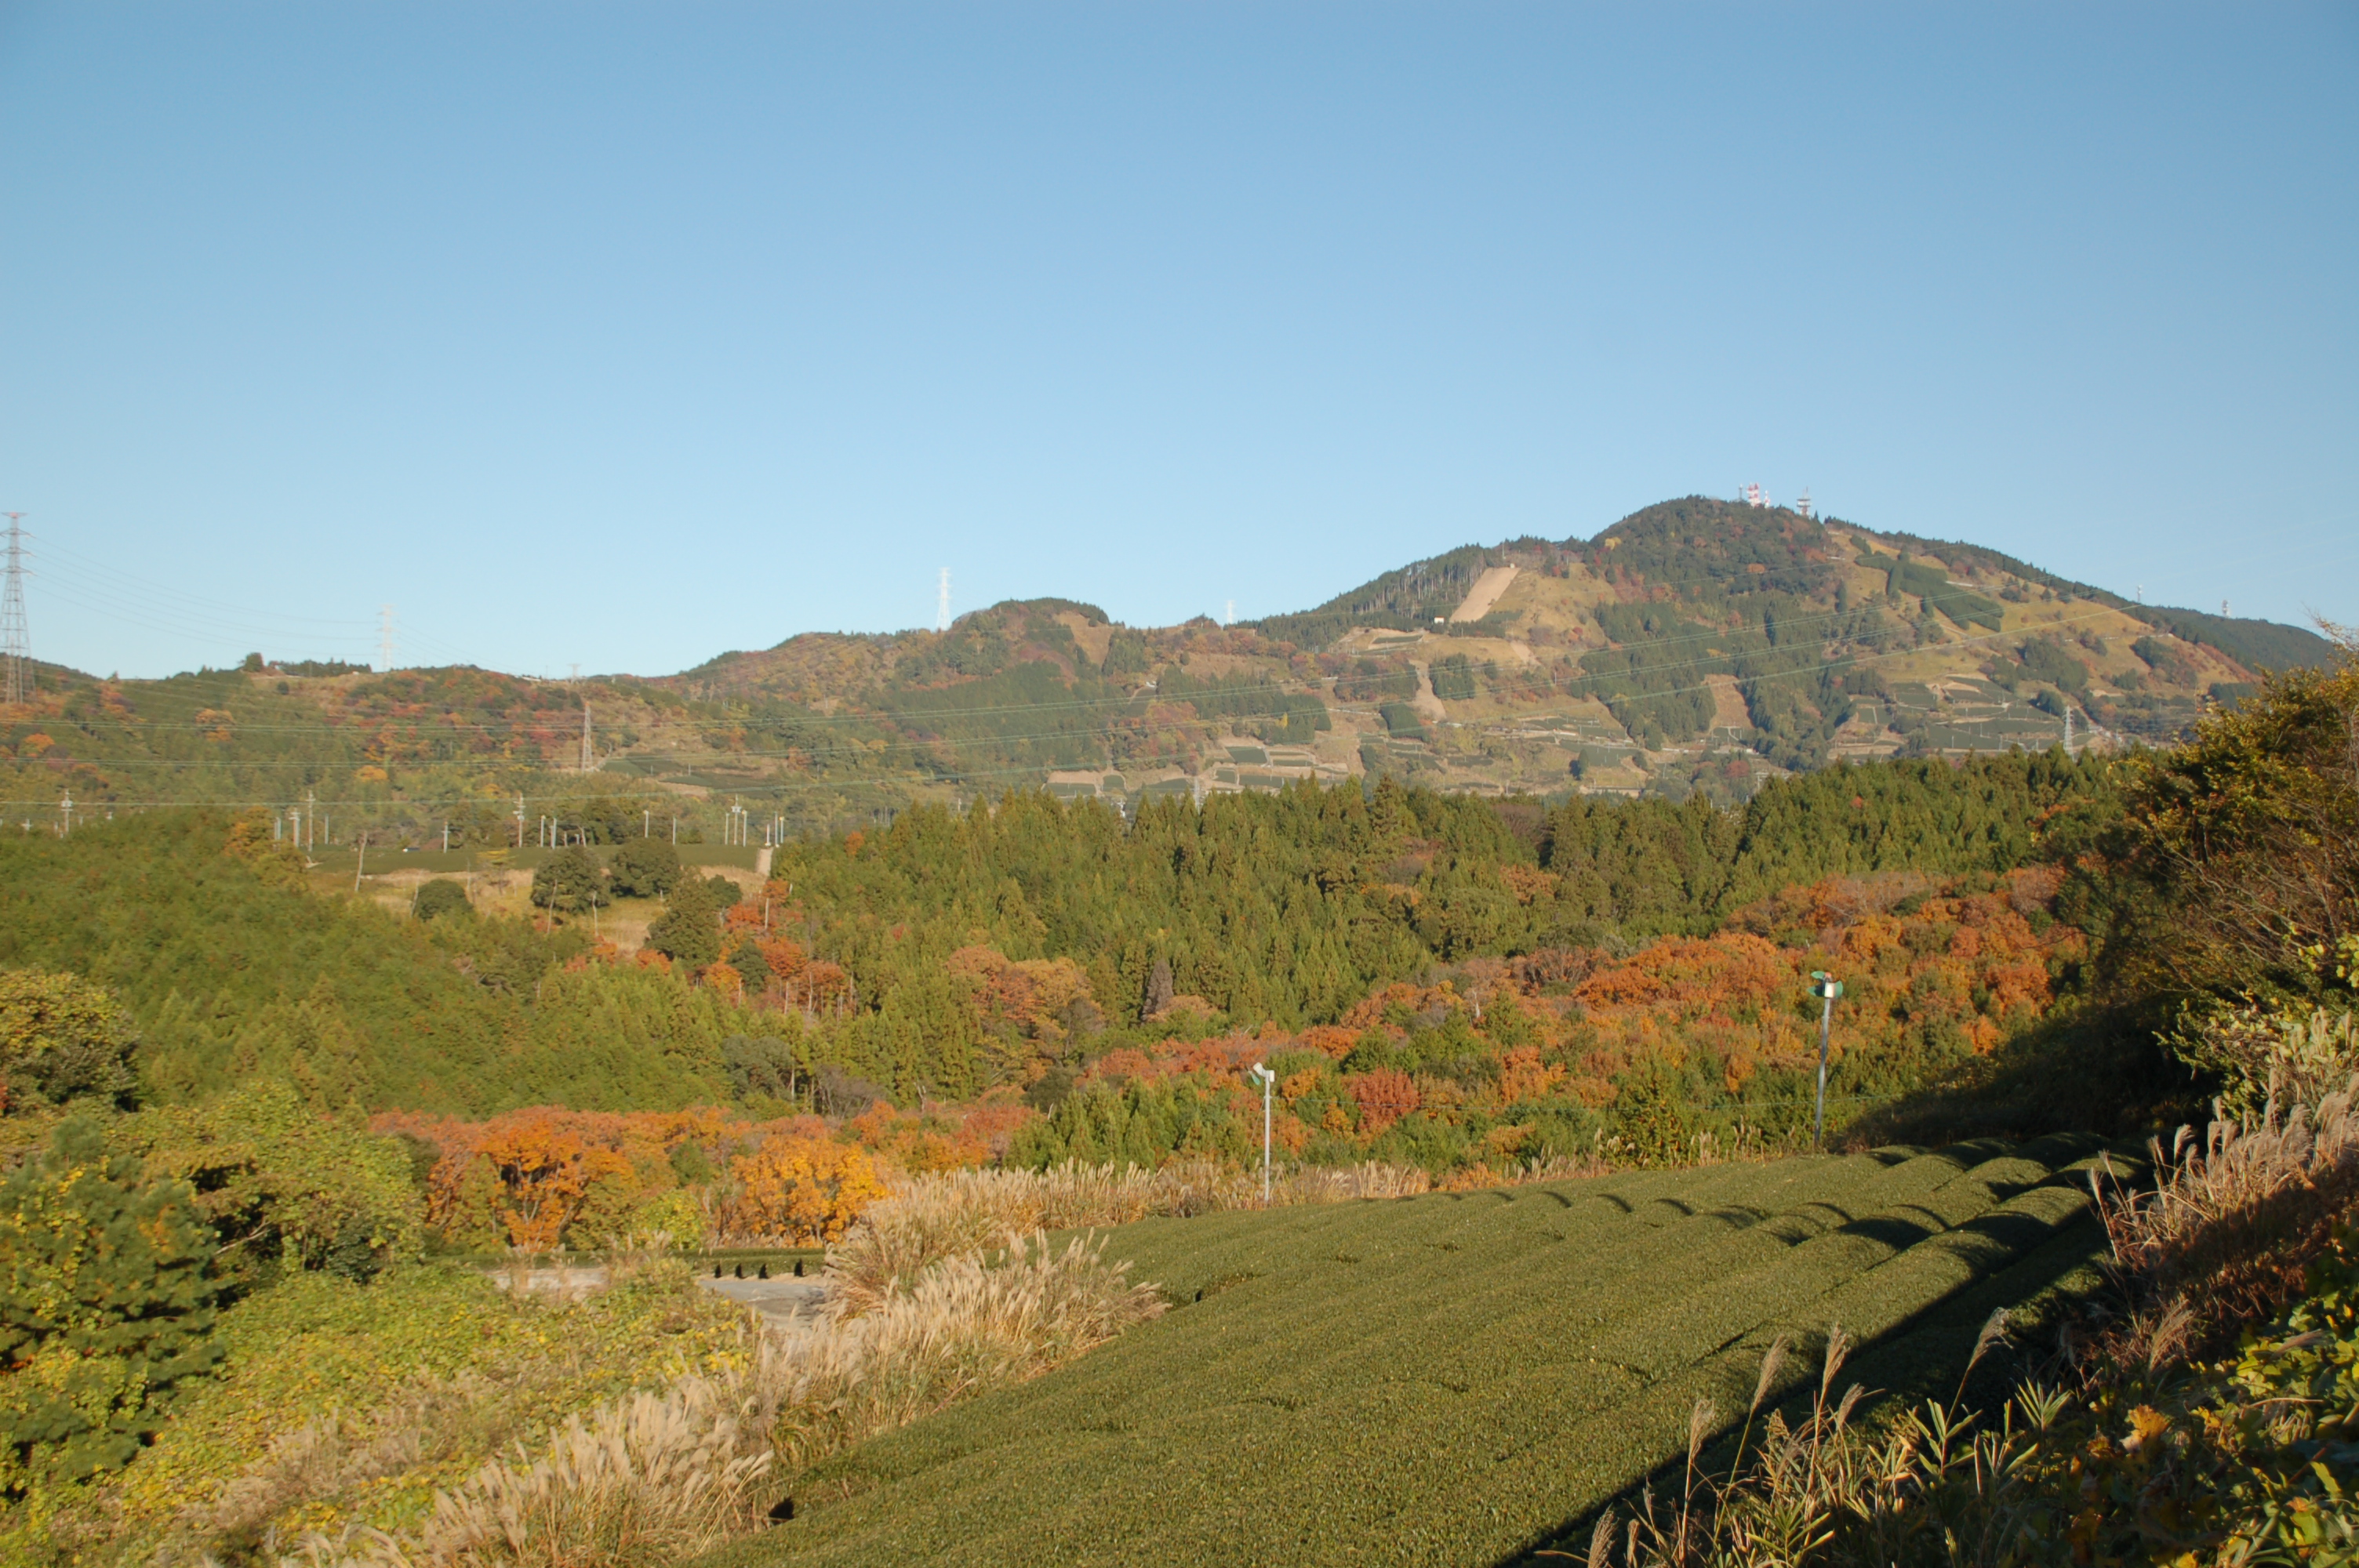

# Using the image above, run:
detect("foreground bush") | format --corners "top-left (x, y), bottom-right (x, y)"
top-left (9, 1261), bottom-right (747, 1565)
top-left (0, 1120), bottom-right (223, 1495)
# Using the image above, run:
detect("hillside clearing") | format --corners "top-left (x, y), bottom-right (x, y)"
top-left (704, 1134), bottom-right (2124, 1568)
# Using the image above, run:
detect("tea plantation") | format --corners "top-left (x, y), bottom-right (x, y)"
top-left (707, 1135), bottom-right (2128, 1568)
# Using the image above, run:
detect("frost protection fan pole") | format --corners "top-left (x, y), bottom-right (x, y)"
top-left (1249, 1062), bottom-right (1277, 1203)
top-left (1809, 971), bottom-right (1843, 1151)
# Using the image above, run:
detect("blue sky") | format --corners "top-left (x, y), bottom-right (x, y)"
top-left (2, 2), bottom-right (2353, 681)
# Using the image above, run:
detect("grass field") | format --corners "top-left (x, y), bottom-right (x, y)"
top-left (703, 1134), bottom-right (2128, 1568)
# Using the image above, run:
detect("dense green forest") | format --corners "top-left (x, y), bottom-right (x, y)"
top-left (0, 820), bottom-right (740, 1115)
top-left (780, 748), bottom-right (2107, 1033)
top-left (0, 748), bottom-right (2112, 1121)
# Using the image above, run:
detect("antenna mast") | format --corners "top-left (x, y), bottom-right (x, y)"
top-left (0, 514), bottom-right (27, 706)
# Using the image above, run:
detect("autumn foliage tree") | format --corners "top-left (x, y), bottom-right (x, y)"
top-left (468, 1112), bottom-right (634, 1250)
top-left (721, 1134), bottom-right (887, 1245)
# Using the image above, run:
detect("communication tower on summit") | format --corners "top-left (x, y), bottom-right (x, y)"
top-left (1743, 482), bottom-right (1765, 508)
top-left (1796, 488), bottom-right (1814, 521)
top-left (1, 514), bottom-right (30, 706)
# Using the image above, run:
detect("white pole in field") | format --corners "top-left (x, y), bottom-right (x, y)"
top-left (1809, 971), bottom-right (1842, 1150)
top-left (1249, 1062), bottom-right (1277, 1202)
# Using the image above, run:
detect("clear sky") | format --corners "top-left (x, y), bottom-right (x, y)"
top-left (3, 2), bottom-right (2353, 681)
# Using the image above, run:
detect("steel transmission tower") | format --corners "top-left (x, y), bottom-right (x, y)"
top-left (1, 515), bottom-right (29, 706)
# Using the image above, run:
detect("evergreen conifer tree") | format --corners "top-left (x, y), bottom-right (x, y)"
top-left (0, 1119), bottom-right (223, 1490)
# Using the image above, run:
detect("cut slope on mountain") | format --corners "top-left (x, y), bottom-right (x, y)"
top-left (1, 498), bottom-right (2328, 840)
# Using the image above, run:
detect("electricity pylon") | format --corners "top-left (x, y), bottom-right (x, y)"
top-left (1, 514), bottom-right (29, 706)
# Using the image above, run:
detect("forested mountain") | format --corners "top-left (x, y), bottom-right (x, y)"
top-left (0, 497), bottom-right (2328, 849)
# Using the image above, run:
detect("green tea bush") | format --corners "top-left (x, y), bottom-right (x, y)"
top-left (697, 1138), bottom-right (2117, 1567)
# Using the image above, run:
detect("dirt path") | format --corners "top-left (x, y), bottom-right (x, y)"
top-left (1410, 665), bottom-right (1448, 723)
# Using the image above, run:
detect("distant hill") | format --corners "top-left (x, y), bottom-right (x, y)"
top-left (0, 497), bottom-right (2330, 843)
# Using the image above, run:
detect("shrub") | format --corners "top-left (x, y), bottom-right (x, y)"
top-left (0, 1119), bottom-right (224, 1493)
top-left (124, 1080), bottom-right (426, 1285)
top-left (2110, 653), bottom-right (2359, 998)
top-left (529, 847), bottom-right (605, 915)
top-left (606, 837), bottom-right (682, 899)
top-left (644, 883), bottom-right (722, 970)
top-left (2172, 1000), bottom-right (2358, 1119)
top-left (0, 968), bottom-right (139, 1113)
top-left (413, 878), bottom-right (472, 921)
top-left (721, 1034), bottom-right (799, 1105)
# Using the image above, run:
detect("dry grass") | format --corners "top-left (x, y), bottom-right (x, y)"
top-left (353, 1374), bottom-right (772, 1568)
top-left (1561, 1312), bottom-right (2068, 1568)
top-left (769, 1232), bottom-right (1166, 1473)
top-left (278, 1233), bottom-right (1161, 1568)
top-left (2173, 1003), bottom-right (2358, 1119)
top-left (827, 1159), bottom-right (1430, 1316)
top-left (2094, 1067), bottom-right (2359, 1367)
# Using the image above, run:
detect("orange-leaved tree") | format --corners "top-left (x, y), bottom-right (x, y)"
top-left (471, 1111), bottom-right (635, 1250)
top-left (722, 1134), bottom-right (888, 1245)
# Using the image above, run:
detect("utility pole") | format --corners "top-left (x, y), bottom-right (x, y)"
top-left (643, 809), bottom-right (650, 839)
top-left (1, 514), bottom-right (29, 706)
top-left (354, 830), bottom-right (368, 891)
top-left (1808, 971), bottom-right (1844, 1150)
top-left (1249, 1062), bottom-right (1277, 1203)
top-left (442, 821), bottom-right (450, 852)
top-left (305, 789), bottom-right (317, 855)
top-left (59, 791), bottom-right (71, 836)
top-left (580, 701), bottom-right (592, 772)
top-left (515, 793), bottom-right (525, 849)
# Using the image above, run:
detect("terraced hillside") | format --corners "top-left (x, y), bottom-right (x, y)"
top-left (713, 1134), bottom-right (2128, 1568)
